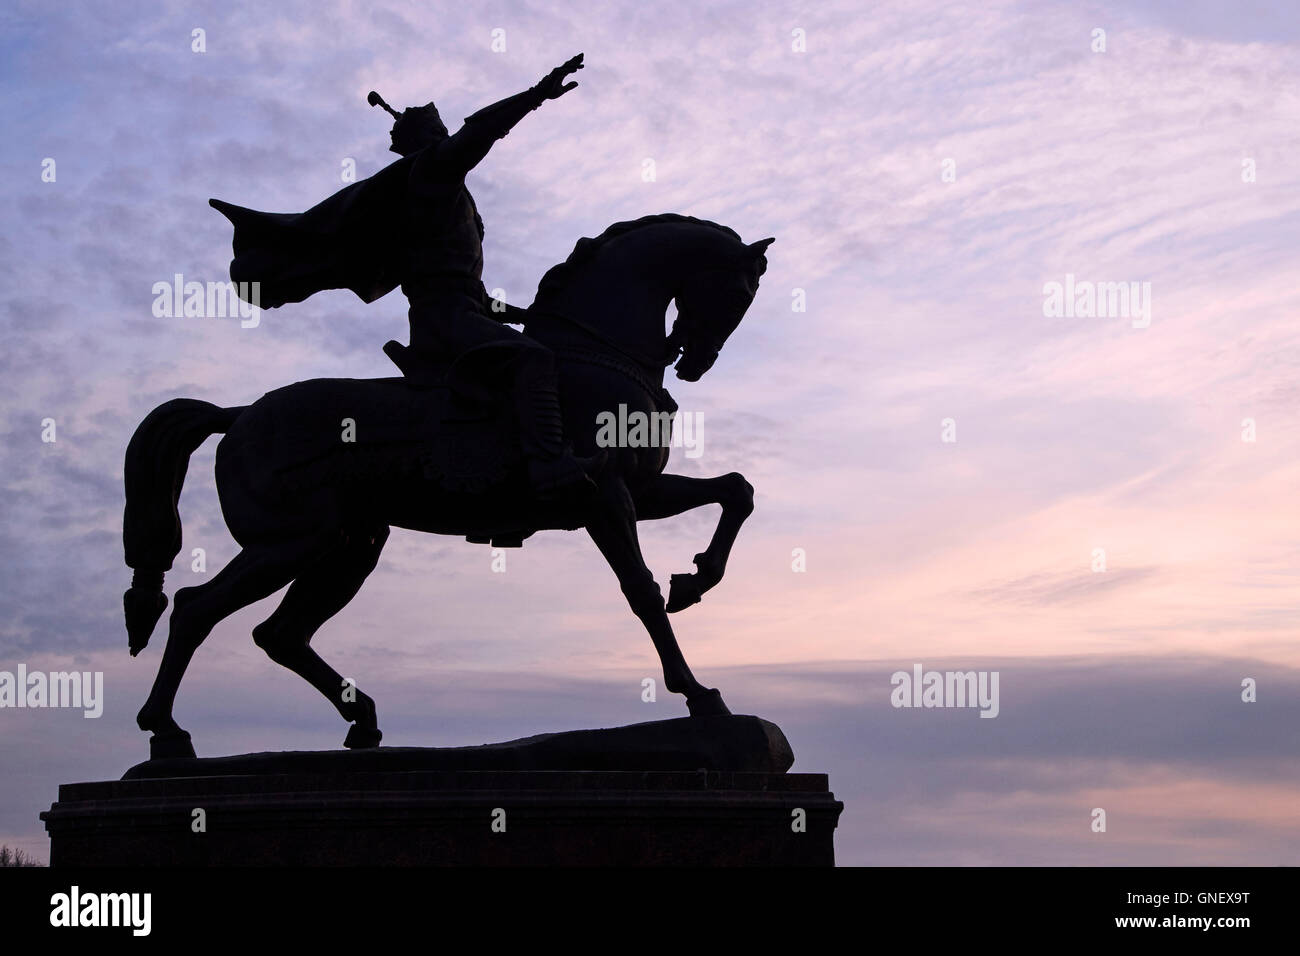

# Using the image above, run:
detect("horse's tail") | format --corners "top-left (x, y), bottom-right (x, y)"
top-left (123, 398), bottom-right (245, 656)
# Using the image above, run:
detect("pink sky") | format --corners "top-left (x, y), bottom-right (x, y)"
top-left (1, 0), bottom-right (1298, 864)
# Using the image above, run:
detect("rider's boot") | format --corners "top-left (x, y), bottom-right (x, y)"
top-left (391, 318), bottom-right (601, 499)
top-left (514, 353), bottom-right (602, 501)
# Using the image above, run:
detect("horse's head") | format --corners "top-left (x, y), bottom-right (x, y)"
top-left (668, 235), bottom-right (774, 381)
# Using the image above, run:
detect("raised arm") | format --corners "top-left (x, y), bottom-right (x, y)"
top-left (435, 53), bottom-right (584, 176)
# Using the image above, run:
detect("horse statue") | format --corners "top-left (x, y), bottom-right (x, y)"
top-left (122, 213), bottom-right (774, 759)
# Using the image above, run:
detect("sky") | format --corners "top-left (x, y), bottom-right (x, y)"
top-left (1, 0), bottom-right (1298, 865)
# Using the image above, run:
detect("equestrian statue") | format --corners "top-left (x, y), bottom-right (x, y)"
top-left (122, 54), bottom-right (775, 758)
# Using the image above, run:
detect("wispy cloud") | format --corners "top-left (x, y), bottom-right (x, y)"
top-left (1, 0), bottom-right (1297, 864)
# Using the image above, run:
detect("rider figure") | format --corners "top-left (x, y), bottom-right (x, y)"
top-left (376, 53), bottom-right (593, 499)
top-left (211, 54), bottom-right (594, 500)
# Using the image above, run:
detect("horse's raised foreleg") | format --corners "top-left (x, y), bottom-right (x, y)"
top-left (633, 472), bottom-right (754, 613)
top-left (586, 472), bottom-right (730, 716)
top-left (251, 528), bottom-right (389, 749)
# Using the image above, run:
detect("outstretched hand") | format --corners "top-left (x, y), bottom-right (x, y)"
top-left (537, 53), bottom-right (584, 99)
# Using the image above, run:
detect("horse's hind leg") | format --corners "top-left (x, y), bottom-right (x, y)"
top-left (252, 527), bottom-right (389, 749)
top-left (137, 539), bottom-right (317, 757)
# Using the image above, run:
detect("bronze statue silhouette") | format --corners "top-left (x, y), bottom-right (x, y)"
top-left (210, 54), bottom-right (599, 501)
top-left (124, 213), bottom-right (774, 758)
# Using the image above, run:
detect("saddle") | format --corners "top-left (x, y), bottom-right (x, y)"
top-left (381, 339), bottom-right (533, 549)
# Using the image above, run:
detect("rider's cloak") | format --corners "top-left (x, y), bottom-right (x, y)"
top-left (209, 154), bottom-right (417, 309)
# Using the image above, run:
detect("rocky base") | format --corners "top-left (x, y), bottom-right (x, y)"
top-left (124, 714), bottom-right (795, 778)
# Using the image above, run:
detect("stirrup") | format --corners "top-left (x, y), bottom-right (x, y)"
top-left (526, 454), bottom-right (598, 501)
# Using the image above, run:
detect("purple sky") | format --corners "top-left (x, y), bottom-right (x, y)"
top-left (2, 0), bottom-right (1298, 865)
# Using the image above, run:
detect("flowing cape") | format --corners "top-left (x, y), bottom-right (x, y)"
top-left (209, 154), bottom-right (417, 309)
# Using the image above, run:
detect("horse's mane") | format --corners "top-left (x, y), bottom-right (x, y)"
top-left (534, 213), bottom-right (741, 306)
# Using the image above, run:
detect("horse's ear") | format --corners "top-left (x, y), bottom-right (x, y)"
top-left (747, 237), bottom-right (775, 257)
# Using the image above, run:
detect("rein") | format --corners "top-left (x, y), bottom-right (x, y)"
top-left (525, 309), bottom-right (678, 413)
top-left (550, 344), bottom-right (678, 414)
top-left (526, 307), bottom-right (673, 377)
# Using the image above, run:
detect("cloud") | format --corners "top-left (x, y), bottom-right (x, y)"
top-left (969, 566), bottom-right (1160, 606)
top-left (3, 654), bottom-right (1295, 865)
top-left (1, 0), bottom-right (1297, 865)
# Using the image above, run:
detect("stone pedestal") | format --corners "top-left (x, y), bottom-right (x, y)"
top-left (41, 716), bottom-right (843, 866)
top-left (42, 769), bottom-right (841, 866)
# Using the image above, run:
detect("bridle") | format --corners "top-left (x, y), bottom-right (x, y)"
top-left (525, 308), bottom-right (680, 413)
top-left (524, 251), bottom-right (765, 385)
top-left (525, 306), bottom-right (680, 376)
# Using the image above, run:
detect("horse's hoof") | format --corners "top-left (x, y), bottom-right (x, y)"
top-left (344, 724), bottom-right (382, 749)
top-left (124, 587), bottom-right (168, 656)
top-left (149, 730), bottom-right (196, 760)
top-left (666, 573), bottom-right (703, 613)
top-left (686, 688), bottom-right (731, 717)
